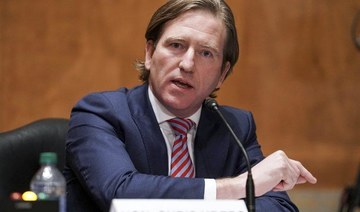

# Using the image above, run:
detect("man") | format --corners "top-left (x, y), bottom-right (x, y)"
top-left (64, 0), bottom-right (317, 211)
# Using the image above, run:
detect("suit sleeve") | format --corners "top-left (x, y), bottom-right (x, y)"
top-left (66, 93), bottom-right (205, 211)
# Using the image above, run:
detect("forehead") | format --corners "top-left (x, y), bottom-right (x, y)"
top-left (159, 9), bottom-right (227, 47)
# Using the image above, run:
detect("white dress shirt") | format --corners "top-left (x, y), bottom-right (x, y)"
top-left (148, 87), bottom-right (216, 199)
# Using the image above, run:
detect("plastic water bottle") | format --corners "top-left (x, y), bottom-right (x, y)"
top-left (30, 152), bottom-right (66, 212)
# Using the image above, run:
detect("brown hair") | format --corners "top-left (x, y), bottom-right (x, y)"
top-left (136, 0), bottom-right (239, 97)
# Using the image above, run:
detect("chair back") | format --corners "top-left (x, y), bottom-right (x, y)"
top-left (0, 118), bottom-right (69, 200)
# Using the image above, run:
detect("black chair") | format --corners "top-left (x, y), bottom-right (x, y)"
top-left (339, 165), bottom-right (360, 212)
top-left (0, 118), bottom-right (69, 200)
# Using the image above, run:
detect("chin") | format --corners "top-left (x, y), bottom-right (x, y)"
top-left (166, 98), bottom-right (188, 109)
top-left (162, 96), bottom-right (189, 109)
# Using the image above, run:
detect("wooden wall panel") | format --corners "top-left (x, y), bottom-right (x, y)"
top-left (1, 0), bottom-right (359, 189)
top-left (221, 0), bottom-right (360, 189)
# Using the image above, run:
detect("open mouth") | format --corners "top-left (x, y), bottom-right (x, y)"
top-left (172, 79), bottom-right (193, 89)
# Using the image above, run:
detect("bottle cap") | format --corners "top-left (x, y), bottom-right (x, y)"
top-left (39, 152), bottom-right (57, 165)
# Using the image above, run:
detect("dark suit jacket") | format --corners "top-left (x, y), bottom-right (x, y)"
top-left (64, 84), bottom-right (298, 212)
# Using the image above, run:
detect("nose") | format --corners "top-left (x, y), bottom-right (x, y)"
top-left (179, 48), bottom-right (195, 72)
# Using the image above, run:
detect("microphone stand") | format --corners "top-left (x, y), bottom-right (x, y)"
top-left (205, 99), bottom-right (255, 212)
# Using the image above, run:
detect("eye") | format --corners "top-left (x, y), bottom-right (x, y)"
top-left (170, 42), bottom-right (183, 49)
top-left (200, 50), bottom-right (213, 58)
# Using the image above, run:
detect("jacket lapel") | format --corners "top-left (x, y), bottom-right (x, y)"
top-left (128, 84), bottom-right (169, 176)
top-left (194, 105), bottom-right (231, 178)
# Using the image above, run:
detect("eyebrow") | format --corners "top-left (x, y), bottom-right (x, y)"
top-left (164, 36), bottom-right (221, 55)
top-left (164, 37), bottom-right (185, 44)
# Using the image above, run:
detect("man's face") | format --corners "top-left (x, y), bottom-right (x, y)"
top-left (145, 9), bottom-right (230, 117)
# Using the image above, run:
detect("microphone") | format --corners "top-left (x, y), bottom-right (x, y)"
top-left (204, 98), bottom-right (255, 212)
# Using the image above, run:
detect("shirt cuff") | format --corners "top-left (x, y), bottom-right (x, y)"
top-left (204, 179), bottom-right (216, 200)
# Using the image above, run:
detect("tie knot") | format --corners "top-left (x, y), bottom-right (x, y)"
top-left (167, 118), bottom-right (194, 136)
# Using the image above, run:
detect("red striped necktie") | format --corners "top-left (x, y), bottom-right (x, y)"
top-left (167, 118), bottom-right (195, 178)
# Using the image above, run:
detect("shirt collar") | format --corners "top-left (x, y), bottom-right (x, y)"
top-left (148, 86), bottom-right (201, 126)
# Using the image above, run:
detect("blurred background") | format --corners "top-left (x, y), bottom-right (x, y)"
top-left (1, 0), bottom-right (359, 211)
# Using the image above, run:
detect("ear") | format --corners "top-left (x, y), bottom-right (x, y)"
top-left (216, 61), bottom-right (231, 89)
top-left (145, 40), bottom-right (155, 70)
